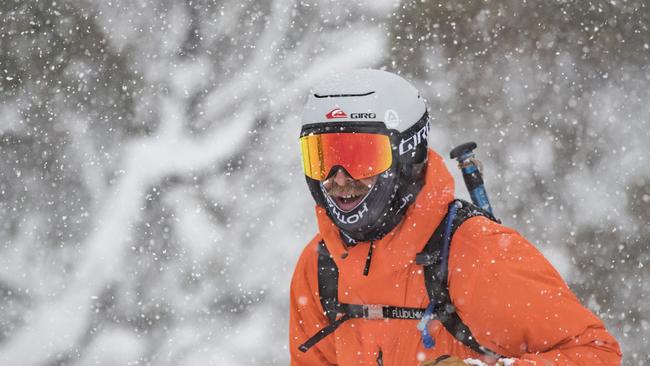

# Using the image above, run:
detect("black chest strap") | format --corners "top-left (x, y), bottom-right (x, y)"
top-left (299, 241), bottom-right (427, 353)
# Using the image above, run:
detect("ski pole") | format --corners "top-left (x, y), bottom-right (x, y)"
top-left (449, 142), bottom-right (495, 216)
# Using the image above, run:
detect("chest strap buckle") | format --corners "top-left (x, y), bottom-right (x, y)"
top-left (364, 304), bottom-right (385, 320)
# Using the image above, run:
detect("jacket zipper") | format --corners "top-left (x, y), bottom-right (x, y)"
top-left (363, 241), bottom-right (375, 276)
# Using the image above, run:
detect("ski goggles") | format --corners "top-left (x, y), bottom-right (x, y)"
top-left (299, 131), bottom-right (393, 181)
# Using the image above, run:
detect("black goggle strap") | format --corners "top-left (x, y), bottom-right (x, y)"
top-left (300, 121), bottom-right (393, 137)
top-left (396, 111), bottom-right (430, 159)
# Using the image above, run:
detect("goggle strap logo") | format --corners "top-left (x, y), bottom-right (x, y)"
top-left (398, 120), bottom-right (430, 155)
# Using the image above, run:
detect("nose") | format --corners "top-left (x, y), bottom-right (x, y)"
top-left (333, 168), bottom-right (353, 186)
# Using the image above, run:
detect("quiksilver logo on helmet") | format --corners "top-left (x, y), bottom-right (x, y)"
top-left (326, 108), bottom-right (377, 120)
top-left (326, 108), bottom-right (348, 119)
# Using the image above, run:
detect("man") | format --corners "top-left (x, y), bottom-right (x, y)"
top-left (289, 69), bottom-right (621, 365)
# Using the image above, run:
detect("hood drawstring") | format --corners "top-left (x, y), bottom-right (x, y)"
top-left (363, 241), bottom-right (375, 276)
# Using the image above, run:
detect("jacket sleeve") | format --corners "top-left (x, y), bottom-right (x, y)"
top-left (289, 237), bottom-right (338, 366)
top-left (448, 217), bottom-right (622, 365)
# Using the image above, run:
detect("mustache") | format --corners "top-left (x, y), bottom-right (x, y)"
top-left (326, 182), bottom-right (372, 197)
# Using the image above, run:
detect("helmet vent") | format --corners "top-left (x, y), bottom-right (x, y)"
top-left (314, 91), bottom-right (375, 98)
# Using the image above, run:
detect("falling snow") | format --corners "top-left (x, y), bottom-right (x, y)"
top-left (0, 0), bottom-right (648, 365)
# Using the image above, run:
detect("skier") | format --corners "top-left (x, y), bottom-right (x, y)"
top-left (289, 69), bottom-right (621, 365)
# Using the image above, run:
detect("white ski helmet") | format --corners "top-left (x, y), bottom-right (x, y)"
top-left (300, 69), bottom-right (431, 242)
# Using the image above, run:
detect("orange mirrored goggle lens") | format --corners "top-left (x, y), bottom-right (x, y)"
top-left (300, 133), bottom-right (392, 181)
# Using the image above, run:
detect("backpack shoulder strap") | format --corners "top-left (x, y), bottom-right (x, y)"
top-left (317, 240), bottom-right (341, 322)
top-left (417, 199), bottom-right (502, 358)
top-left (297, 241), bottom-right (346, 353)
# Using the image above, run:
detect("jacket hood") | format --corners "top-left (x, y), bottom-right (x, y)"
top-left (315, 149), bottom-right (455, 271)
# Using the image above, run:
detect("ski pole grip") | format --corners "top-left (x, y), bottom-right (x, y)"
top-left (450, 142), bottom-right (494, 215)
top-left (449, 142), bottom-right (477, 161)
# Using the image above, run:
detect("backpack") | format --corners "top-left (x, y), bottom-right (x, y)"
top-left (298, 199), bottom-right (502, 359)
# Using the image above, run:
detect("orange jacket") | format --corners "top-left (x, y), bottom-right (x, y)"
top-left (290, 150), bottom-right (621, 366)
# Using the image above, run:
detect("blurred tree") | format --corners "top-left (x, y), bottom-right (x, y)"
top-left (389, 1), bottom-right (650, 363)
top-left (1, 0), bottom-right (138, 348)
top-left (0, 0), bottom-right (393, 365)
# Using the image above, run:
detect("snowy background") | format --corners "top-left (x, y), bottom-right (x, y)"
top-left (0, 0), bottom-right (648, 365)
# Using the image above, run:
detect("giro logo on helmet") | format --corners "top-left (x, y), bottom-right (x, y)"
top-left (350, 112), bottom-right (377, 119)
top-left (326, 108), bottom-right (348, 119)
